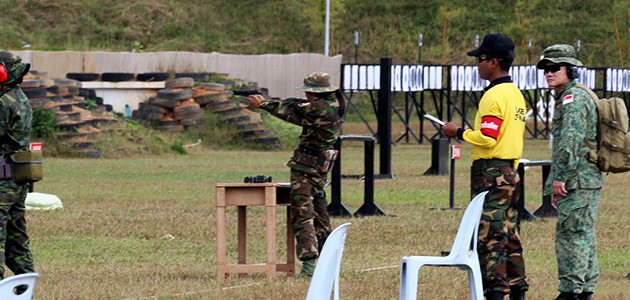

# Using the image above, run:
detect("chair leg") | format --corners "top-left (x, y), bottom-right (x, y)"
top-left (468, 264), bottom-right (484, 300)
top-left (399, 259), bottom-right (421, 300)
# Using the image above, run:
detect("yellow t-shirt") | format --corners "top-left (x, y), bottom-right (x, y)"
top-left (463, 82), bottom-right (526, 165)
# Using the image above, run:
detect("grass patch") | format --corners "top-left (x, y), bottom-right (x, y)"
top-left (26, 138), bottom-right (630, 299)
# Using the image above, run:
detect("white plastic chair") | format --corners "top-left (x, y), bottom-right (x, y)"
top-left (0, 272), bottom-right (39, 299)
top-left (399, 191), bottom-right (488, 300)
top-left (305, 222), bottom-right (351, 300)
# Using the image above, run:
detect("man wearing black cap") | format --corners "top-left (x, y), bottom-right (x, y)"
top-left (443, 33), bottom-right (529, 300)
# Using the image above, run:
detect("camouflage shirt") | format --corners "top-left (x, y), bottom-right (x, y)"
top-left (544, 80), bottom-right (603, 195)
top-left (0, 87), bottom-right (32, 154)
top-left (260, 93), bottom-right (342, 171)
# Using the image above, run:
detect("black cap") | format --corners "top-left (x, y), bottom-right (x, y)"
top-left (467, 33), bottom-right (515, 59)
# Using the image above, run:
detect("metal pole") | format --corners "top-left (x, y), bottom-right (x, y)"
top-left (417, 33), bottom-right (423, 63)
top-left (354, 31), bottom-right (359, 64)
top-left (324, 0), bottom-right (330, 56)
top-left (449, 156), bottom-right (455, 209)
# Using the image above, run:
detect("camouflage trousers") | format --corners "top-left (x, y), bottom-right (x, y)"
top-left (555, 188), bottom-right (600, 294)
top-left (0, 181), bottom-right (35, 279)
top-left (289, 169), bottom-right (332, 261)
top-left (471, 163), bottom-right (528, 295)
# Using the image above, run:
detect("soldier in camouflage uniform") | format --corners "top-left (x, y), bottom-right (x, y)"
top-left (246, 72), bottom-right (344, 278)
top-left (444, 34), bottom-right (529, 300)
top-left (538, 45), bottom-right (603, 300)
top-left (0, 51), bottom-right (36, 279)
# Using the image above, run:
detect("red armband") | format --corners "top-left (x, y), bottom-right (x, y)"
top-left (480, 116), bottom-right (502, 139)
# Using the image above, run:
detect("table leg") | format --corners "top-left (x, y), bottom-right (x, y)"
top-left (237, 206), bottom-right (247, 276)
top-left (216, 188), bottom-right (227, 278)
top-left (286, 207), bottom-right (295, 276)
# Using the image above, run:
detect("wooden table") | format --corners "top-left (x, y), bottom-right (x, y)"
top-left (215, 182), bottom-right (295, 279)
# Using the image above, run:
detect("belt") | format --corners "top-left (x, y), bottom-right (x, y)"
top-left (471, 158), bottom-right (515, 173)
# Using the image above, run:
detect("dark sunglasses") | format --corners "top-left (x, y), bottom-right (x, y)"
top-left (477, 56), bottom-right (494, 63)
top-left (543, 64), bottom-right (562, 74)
top-left (477, 56), bottom-right (503, 64)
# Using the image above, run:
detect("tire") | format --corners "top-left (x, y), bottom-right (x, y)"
top-left (23, 87), bottom-right (48, 98)
top-left (21, 80), bottom-right (44, 88)
top-left (193, 92), bottom-right (229, 106)
top-left (197, 82), bottom-right (225, 91)
top-left (79, 88), bottom-right (97, 99)
top-left (149, 97), bottom-right (178, 109)
top-left (174, 72), bottom-right (209, 81)
top-left (101, 72), bottom-right (136, 82)
top-left (137, 72), bottom-right (170, 82)
top-left (173, 103), bottom-right (202, 120)
top-left (67, 73), bottom-right (100, 81)
top-left (165, 78), bottom-right (195, 89)
top-left (157, 88), bottom-right (193, 101)
top-left (54, 78), bottom-right (81, 87)
top-left (140, 103), bottom-right (169, 114)
top-left (207, 100), bottom-right (238, 112)
top-left (59, 104), bottom-right (74, 112)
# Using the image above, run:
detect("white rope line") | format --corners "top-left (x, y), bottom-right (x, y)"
top-left (359, 265), bottom-right (398, 272)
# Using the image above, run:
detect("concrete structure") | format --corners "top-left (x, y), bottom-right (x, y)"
top-left (80, 81), bottom-right (165, 113)
top-left (13, 51), bottom-right (342, 99)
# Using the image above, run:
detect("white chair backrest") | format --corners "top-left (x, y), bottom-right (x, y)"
top-left (305, 222), bottom-right (351, 300)
top-left (0, 273), bottom-right (39, 300)
top-left (448, 191), bottom-right (488, 258)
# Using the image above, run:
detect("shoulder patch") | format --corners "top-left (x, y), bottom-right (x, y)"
top-left (562, 94), bottom-right (574, 105)
top-left (297, 102), bottom-right (311, 107)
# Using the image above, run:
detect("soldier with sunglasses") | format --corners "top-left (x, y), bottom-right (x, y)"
top-left (537, 44), bottom-right (603, 300)
top-left (443, 33), bottom-right (529, 300)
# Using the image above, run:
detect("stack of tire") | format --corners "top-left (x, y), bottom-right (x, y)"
top-left (21, 73), bottom-right (118, 158)
top-left (196, 85), bottom-right (281, 147)
top-left (133, 77), bottom-right (204, 131)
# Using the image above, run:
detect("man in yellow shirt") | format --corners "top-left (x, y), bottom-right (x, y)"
top-left (443, 33), bottom-right (528, 300)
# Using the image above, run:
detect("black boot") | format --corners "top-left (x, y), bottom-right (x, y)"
top-left (555, 292), bottom-right (579, 300)
top-left (486, 291), bottom-right (505, 300)
top-left (578, 292), bottom-right (593, 300)
top-left (509, 289), bottom-right (526, 300)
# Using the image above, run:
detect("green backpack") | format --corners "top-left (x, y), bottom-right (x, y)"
top-left (576, 84), bottom-right (630, 173)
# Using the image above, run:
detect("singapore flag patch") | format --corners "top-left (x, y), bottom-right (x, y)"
top-left (562, 94), bottom-right (574, 105)
top-left (480, 115), bottom-right (503, 139)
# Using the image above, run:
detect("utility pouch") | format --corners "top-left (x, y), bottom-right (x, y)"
top-left (9, 150), bottom-right (43, 184)
top-left (317, 149), bottom-right (339, 173)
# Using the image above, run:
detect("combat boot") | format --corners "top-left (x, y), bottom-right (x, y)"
top-left (555, 292), bottom-right (579, 300)
top-left (509, 289), bottom-right (526, 300)
top-left (577, 292), bottom-right (592, 300)
top-left (297, 259), bottom-right (316, 278)
top-left (486, 291), bottom-right (505, 300)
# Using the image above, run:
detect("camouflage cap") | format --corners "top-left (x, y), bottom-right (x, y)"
top-left (295, 72), bottom-right (338, 93)
top-left (536, 44), bottom-right (583, 69)
top-left (0, 51), bottom-right (30, 85)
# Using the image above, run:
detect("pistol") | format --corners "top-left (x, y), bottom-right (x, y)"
top-left (233, 89), bottom-right (263, 97)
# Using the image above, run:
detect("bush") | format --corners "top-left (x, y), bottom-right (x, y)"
top-left (31, 105), bottom-right (57, 139)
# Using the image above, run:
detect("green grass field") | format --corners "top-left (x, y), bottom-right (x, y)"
top-left (25, 138), bottom-right (630, 299)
